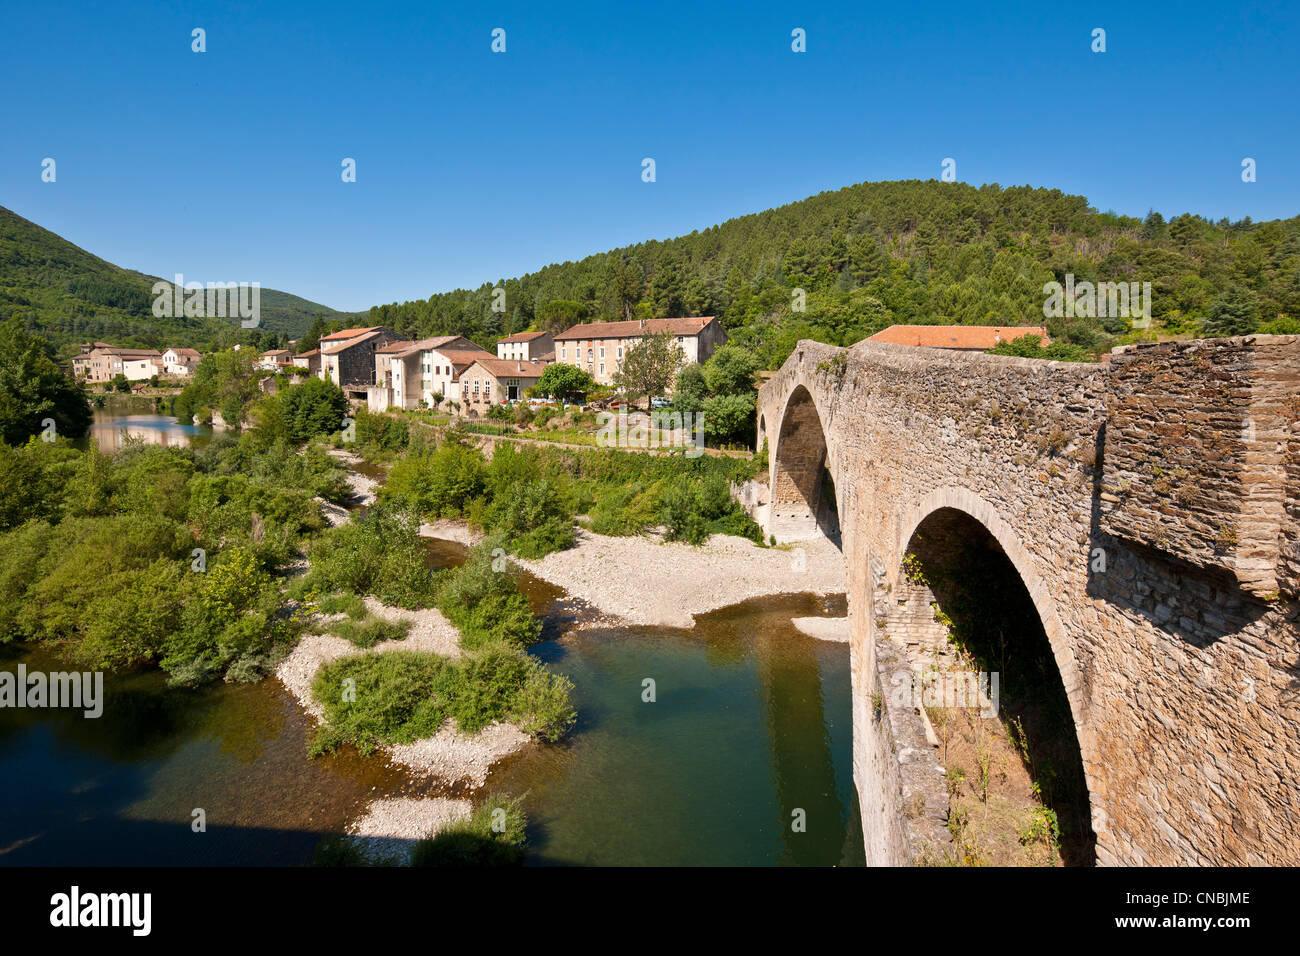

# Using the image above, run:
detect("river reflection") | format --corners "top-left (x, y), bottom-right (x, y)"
top-left (86, 408), bottom-right (215, 453)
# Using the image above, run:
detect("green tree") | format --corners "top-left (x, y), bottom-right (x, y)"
top-left (613, 332), bottom-right (684, 411)
top-left (536, 363), bottom-right (596, 404)
top-left (673, 363), bottom-right (709, 413)
top-left (1203, 286), bottom-right (1260, 337)
top-left (702, 344), bottom-right (762, 396)
top-left (536, 300), bottom-right (588, 334)
top-left (0, 320), bottom-right (93, 445)
top-left (299, 313), bottom-right (328, 353)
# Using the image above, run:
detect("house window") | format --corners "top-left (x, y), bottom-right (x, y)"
top-left (560, 346), bottom-right (566, 359)
top-left (587, 349), bottom-right (593, 362)
top-left (617, 345), bottom-right (623, 359)
top-left (599, 345), bottom-right (605, 358)
top-left (599, 363), bottom-right (605, 376)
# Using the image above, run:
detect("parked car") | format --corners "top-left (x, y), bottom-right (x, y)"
top-left (650, 396), bottom-right (672, 409)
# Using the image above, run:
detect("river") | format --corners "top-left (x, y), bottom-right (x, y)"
top-left (0, 413), bottom-right (863, 866)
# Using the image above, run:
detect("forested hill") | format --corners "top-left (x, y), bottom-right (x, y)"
top-left (364, 179), bottom-right (1300, 367)
top-left (0, 205), bottom-right (360, 353)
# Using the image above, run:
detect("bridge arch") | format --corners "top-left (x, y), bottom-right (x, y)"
top-left (769, 383), bottom-right (841, 546)
top-left (894, 486), bottom-right (1099, 864)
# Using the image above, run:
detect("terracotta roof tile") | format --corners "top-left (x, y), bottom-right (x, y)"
top-left (554, 317), bottom-right (715, 341)
top-left (866, 325), bottom-right (1051, 350)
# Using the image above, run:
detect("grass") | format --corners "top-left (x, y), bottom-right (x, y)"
top-left (315, 591), bottom-right (367, 619)
top-left (328, 615), bottom-right (411, 648)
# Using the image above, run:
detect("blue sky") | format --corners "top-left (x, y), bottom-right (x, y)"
top-left (2, 0), bottom-right (1296, 312)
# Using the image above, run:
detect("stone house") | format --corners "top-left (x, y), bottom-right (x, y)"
top-left (459, 357), bottom-right (547, 408)
top-left (368, 336), bottom-right (493, 411)
top-left (292, 348), bottom-right (321, 374)
top-left (318, 326), bottom-right (402, 386)
top-left (72, 345), bottom-right (164, 382)
top-left (553, 316), bottom-right (726, 386)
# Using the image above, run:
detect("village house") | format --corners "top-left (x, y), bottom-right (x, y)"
top-left (71, 344), bottom-right (164, 382)
top-left (318, 326), bottom-right (403, 386)
top-left (258, 348), bottom-right (294, 371)
top-left (161, 347), bottom-right (200, 376)
top-left (367, 336), bottom-right (492, 411)
top-left (553, 316), bottom-right (726, 386)
top-left (866, 324), bottom-right (1051, 351)
top-left (459, 357), bottom-right (547, 409)
top-left (417, 339), bottom-right (493, 406)
top-left (497, 330), bottom-right (554, 362)
top-left (292, 348), bottom-right (321, 375)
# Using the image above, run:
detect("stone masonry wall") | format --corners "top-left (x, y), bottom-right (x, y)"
top-left (759, 336), bottom-right (1300, 866)
top-left (1102, 336), bottom-right (1300, 596)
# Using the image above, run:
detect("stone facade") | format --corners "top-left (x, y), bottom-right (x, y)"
top-left (757, 335), bottom-right (1300, 866)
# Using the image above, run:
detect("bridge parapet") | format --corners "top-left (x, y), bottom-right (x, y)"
top-left (1101, 335), bottom-right (1300, 598)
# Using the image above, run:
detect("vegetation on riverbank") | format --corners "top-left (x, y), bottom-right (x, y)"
top-left (308, 644), bottom-right (574, 756)
top-left (379, 434), bottom-right (762, 556)
top-left (411, 795), bottom-right (528, 866)
top-left (0, 432), bottom-right (349, 685)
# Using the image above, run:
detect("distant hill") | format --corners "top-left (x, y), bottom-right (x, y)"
top-left (363, 179), bottom-right (1300, 365)
top-left (0, 205), bottom-right (361, 353)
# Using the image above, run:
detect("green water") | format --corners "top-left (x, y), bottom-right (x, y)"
top-left (0, 534), bottom-right (862, 866)
top-left (493, 596), bottom-right (864, 866)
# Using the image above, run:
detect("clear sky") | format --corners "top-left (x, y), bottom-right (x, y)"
top-left (2, 0), bottom-right (1296, 312)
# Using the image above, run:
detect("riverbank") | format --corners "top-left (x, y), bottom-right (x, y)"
top-left (280, 449), bottom-right (537, 857)
top-left (507, 528), bottom-right (846, 628)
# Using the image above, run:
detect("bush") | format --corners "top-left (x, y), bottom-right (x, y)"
top-left (380, 443), bottom-right (486, 519)
top-left (411, 795), bottom-right (528, 867)
top-left (434, 543), bottom-right (541, 649)
top-left (309, 647), bottom-right (574, 756)
top-left (486, 478), bottom-right (574, 558)
top-left (587, 480), bottom-right (661, 536)
top-left (304, 506), bottom-right (438, 608)
top-left (659, 472), bottom-right (760, 545)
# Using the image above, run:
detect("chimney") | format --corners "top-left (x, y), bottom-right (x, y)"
top-left (639, 318), bottom-right (646, 330)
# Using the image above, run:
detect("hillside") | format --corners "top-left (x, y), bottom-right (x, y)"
top-left (363, 180), bottom-right (1300, 365)
top-left (0, 205), bottom-right (361, 353)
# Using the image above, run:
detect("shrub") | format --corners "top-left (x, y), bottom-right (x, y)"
top-left (588, 480), bottom-right (661, 536)
top-left (309, 647), bottom-right (574, 755)
top-left (380, 443), bottom-right (486, 519)
top-left (411, 795), bottom-right (528, 867)
top-left (304, 506), bottom-right (438, 608)
top-left (434, 543), bottom-right (541, 649)
top-left (486, 478), bottom-right (574, 558)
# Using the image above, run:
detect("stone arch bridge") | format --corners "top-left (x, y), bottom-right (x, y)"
top-left (756, 335), bottom-right (1299, 865)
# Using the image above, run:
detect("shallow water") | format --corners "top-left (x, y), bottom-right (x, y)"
top-left (0, 502), bottom-right (862, 866)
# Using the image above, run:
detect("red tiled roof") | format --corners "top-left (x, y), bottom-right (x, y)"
top-left (437, 348), bottom-right (499, 371)
top-left (498, 330), bottom-right (549, 344)
top-left (321, 326), bottom-right (383, 341)
top-left (461, 357), bottom-right (547, 379)
top-left (866, 325), bottom-right (1051, 350)
top-left (553, 317), bottom-right (715, 341)
top-left (321, 329), bottom-right (384, 354)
